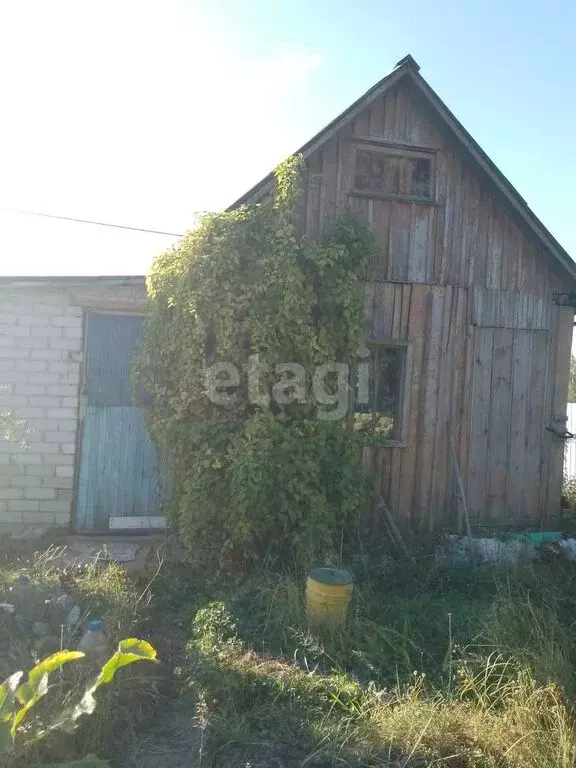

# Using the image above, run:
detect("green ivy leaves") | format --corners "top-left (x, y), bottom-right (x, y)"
top-left (137, 155), bottom-right (375, 568)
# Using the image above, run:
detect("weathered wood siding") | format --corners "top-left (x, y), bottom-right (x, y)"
top-left (363, 282), bottom-right (468, 530)
top-left (305, 81), bottom-right (567, 295)
top-left (305, 79), bottom-right (573, 529)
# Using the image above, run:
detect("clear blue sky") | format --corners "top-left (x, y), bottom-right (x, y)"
top-left (0, 0), bottom-right (575, 275)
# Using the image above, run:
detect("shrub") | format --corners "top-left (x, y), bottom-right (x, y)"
top-left (137, 156), bottom-right (376, 568)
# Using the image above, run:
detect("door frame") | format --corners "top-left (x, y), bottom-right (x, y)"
top-left (72, 308), bottom-right (149, 533)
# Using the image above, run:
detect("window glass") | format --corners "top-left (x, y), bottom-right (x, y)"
top-left (354, 149), bottom-right (432, 200)
top-left (354, 344), bottom-right (405, 441)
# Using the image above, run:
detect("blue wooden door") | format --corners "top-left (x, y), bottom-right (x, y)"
top-left (76, 313), bottom-right (160, 531)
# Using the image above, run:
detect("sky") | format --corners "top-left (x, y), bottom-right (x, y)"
top-left (0, 0), bottom-right (575, 276)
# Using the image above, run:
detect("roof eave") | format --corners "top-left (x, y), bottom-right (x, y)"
top-left (0, 275), bottom-right (146, 288)
top-left (228, 58), bottom-right (576, 283)
top-left (229, 64), bottom-right (409, 209)
top-left (405, 69), bottom-right (576, 283)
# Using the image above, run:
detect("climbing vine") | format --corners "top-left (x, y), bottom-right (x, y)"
top-left (137, 156), bottom-right (377, 569)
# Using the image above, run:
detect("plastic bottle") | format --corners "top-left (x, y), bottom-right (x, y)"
top-left (9, 574), bottom-right (32, 612)
top-left (55, 592), bottom-right (74, 615)
top-left (66, 605), bottom-right (81, 626)
top-left (78, 620), bottom-right (110, 658)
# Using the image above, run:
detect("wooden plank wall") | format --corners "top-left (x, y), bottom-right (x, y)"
top-left (471, 288), bottom-right (552, 330)
top-left (304, 78), bottom-right (573, 529)
top-left (545, 306), bottom-right (575, 520)
top-left (467, 327), bottom-right (549, 523)
top-left (305, 82), bottom-right (567, 297)
top-left (365, 282), bottom-right (468, 530)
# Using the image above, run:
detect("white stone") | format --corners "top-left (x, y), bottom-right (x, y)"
top-left (64, 326), bottom-right (83, 338)
top-left (38, 500), bottom-right (71, 514)
top-left (55, 465), bottom-right (74, 477)
top-left (15, 361), bottom-right (47, 372)
top-left (0, 324), bottom-right (30, 337)
top-left (18, 315), bottom-right (51, 326)
top-left (0, 488), bottom-right (24, 499)
top-left (24, 487), bottom-right (57, 500)
top-left (0, 394), bottom-right (27, 407)
top-left (32, 443), bottom-right (60, 454)
top-left (27, 396), bottom-right (61, 409)
top-left (10, 476), bottom-right (42, 488)
top-left (14, 385), bottom-right (46, 396)
top-left (23, 418), bottom-right (58, 431)
top-left (30, 325), bottom-right (62, 338)
top-left (25, 465), bottom-right (57, 477)
top-left (44, 431), bottom-right (76, 443)
top-left (0, 348), bottom-right (29, 359)
top-left (30, 349), bottom-right (64, 361)
top-left (29, 374), bottom-right (61, 385)
top-left (42, 475), bottom-right (73, 488)
top-left (52, 316), bottom-right (82, 327)
top-left (8, 500), bottom-right (39, 512)
top-left (49, 337), bottom-right (82, 351)
top-left (47, 408), bottom-right (76, 419)
top-left (14, 408), bottom-right (46, 418)
top-left (12, 454), bottom-right (42, 465)
top-left (43, 454), bottom-right (74, 466)
top-left (47, 385), bottom-right (78, 397)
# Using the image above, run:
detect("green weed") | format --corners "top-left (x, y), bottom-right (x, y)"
top-left (175, 559), bottom-right (576, 767)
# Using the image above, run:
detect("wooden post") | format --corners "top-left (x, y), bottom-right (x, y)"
top-left (449, 424), bottom-right (476, 565)
top-left (376, 494), bottom-right (415, 563)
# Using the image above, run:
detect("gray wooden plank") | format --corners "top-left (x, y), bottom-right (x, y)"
top-left (370, 199), bottom-right (392, 280)
top-left (429, 287), bottom-right (454, 527)
top-left (397, 284), bottom-right (429, 526)
top-left (372, 282), bottom-right (395, 339)
top-left (546, 306), bottom-right (575, 519)
top-left (417, 286), bottom-right (444, 530)
top-left (408, 205), bottom-right (430, 283)
top-left (467, 328), bottom-right (494, 522)
top-left (486, 204), bottom-right (503, 289)
top-left (508, 330), bottom-right (532, 520)
top-left (369, 95), bottom-right (385, 136)
top-left (392, 284), bottom-right (402, 338)
top-left (486, 328), bottom-right (513, 522)
top-left (320, 135), bottom-right (339, 235)
top-left (432, 150), bottom-right (449, 283)
top-left (400, 283), bottom-right (412, 340)
top-left (389, 202), bottom-right (411, 281)
top-left (524, 330), bottom-right (548, 521)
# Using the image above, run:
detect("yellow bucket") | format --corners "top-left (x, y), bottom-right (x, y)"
top-left (306, 566), bottom-right (355, 623)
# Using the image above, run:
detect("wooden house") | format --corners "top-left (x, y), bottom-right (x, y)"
top-left (233, 54), bottom-right (576, 531)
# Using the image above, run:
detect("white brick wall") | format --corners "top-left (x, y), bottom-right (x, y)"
top-left (0, 278), bottom-right (147, 533)
top-left (0, 291), bottom-right (82, 530)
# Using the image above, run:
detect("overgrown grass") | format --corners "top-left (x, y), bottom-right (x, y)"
top-left (4, 538), bottom-right (576, 766)
top-left (165, 557), bottom-right (576, 767)
top-left (0, 539), bottom-right (165, 766)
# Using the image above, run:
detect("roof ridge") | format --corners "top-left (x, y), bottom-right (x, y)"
top-left (228, 58), bottom-right (575, 281)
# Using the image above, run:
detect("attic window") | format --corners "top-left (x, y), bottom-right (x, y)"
top-left (354, 147), bottom-right (433, 201)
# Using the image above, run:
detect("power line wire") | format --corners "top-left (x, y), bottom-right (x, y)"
top-left (0, 206), bottom-right (184, 237)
